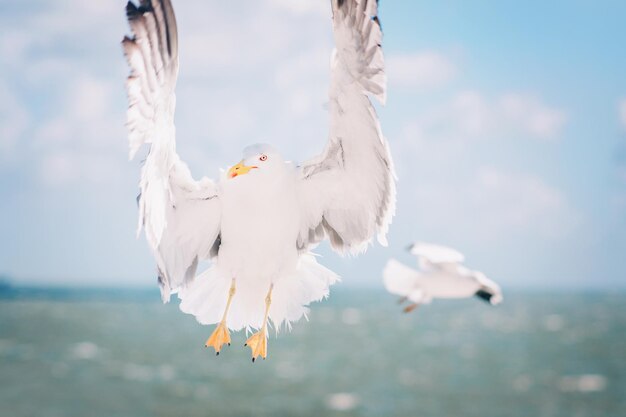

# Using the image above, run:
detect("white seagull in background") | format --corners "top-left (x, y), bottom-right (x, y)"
top-left (383, 243), bottom-right (502, 313)
top-left (122, 0), bottom-right (395, 361)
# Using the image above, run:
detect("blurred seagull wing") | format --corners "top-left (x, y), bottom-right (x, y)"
top-left (297, 0), bottom-right (396, 255)
top-left (408, 242), bottom-right (465, 272)
top-left (123, 0), bottom-right (220, 302)
top-left (408, 242), bottom-right (465, 265)
top-left (383, 259), bottom-right (418, 297)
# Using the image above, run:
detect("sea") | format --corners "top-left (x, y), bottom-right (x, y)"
top-left (0, 286), bottom-right (624, 417)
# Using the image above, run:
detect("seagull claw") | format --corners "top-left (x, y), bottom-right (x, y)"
top-left (403, 303), bottom-right (419, 314)
top-left (245, 330), bottom-right (267, 362)
top-left (205, 321), bottom-right (231, 354)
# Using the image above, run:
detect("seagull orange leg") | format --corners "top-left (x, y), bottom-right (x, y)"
top-left (403, 303), bottom-right (419, 313)
top-left (245, 284), bottom-right (273, 362)
top-left (205, 279), bottom-right (236, 355)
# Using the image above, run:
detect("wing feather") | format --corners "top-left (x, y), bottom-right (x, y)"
top-left (383, 259), bottom-right (418, 297)
top-left (408, 242), bottom-right (465, 271)
top-left (123, 0), bottom-right (220, 302)
top-left (297, 0), bottom-right (396, 254)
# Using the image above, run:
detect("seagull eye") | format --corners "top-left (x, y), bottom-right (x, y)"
top-left (259, 155), bottom-right (268, 161)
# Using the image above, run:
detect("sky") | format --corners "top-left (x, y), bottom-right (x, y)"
top-left (0, 0), bottom-right (625, 289)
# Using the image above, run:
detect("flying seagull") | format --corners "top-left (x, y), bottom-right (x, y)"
top-left (383, 242), bottom-right (502, 312)
top-left (122, 0), bottom-right (395, 361)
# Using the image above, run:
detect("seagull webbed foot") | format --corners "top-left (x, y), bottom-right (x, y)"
top-left (205, 321), bottom-right (231, 354)
top-left (245, 329), bottom-right (267, 362)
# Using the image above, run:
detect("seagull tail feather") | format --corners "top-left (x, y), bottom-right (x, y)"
top-left (177, 255), bottom-right (339, 332)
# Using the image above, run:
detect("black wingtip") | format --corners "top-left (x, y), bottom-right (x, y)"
top-left (126, 1), bottom-right (140, 19)
top-left (337, 0), bottom-right (346, 8)
top-left (157, 0), bottom-right (174, 56)
top-left (475, 289), bottom-right (494, 304)
top-left (126, 0), bottom-right (153, 20)
top-left (372, 15), bottom-right (382, 30)
top-left (121, 35), bottom-right (135, 49)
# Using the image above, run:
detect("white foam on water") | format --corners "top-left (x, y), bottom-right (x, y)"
top-left (543, 314), bottom-right (565, 332)
top-left (70, 342), bottom-right (99, 360)
top-left (50, 362), bottom-right (69, 378)
top-left (315, 307), bottom-right (336, 324)
top-left (158, 364), bottom-right (176, 381)
top-left (512, 375), bottom-right (532, 392)
top-left (397, 368), bottom-right (417, 386)
top-left (122, 363), bottom-right (154, 382)
top-left (341, 308), bottom-right (361, 326)
top-left (421, 331), bottom-right (442, 347)
top-left (171, 382), bottom-right (192, 398)
top-left (194, 385), bottom-right (211, 399)
top-left (326, 393), bottom-right (359, 411)
top-left (274, 360), bottom-right (304, 381)
top-left (460, 344), bottom-right (476, 359)
top-left (0, 338), bottom-right (15, 356)
top-left (559, 374), bottom-right (608, 392)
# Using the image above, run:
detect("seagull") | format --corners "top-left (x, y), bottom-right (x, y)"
top-left (122, 0), bottom-right (395, 361)
top-left (383, 242), bottom-right (502, 313)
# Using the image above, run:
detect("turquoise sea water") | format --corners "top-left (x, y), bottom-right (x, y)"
top-left (1, 288), bottom-right (624, 417)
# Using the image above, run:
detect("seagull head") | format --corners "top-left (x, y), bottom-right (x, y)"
top-left (228, 143), bottom-right (284, 179)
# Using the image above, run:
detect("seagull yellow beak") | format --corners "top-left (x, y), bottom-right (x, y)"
top-left (228, 160), bottom-right (257, 179)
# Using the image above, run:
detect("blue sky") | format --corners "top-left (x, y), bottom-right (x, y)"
top-left (0, 0), bottom-right (625, 289)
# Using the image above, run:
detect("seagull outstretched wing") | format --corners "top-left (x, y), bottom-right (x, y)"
top-left (123, 0), bottom-right (220, 302)
top-left (297, 0), bottom-right (396, 254)
top-left (408, 242), bottom-right (465, 272)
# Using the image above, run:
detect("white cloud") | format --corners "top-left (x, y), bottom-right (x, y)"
top-left (0, 0), bottom-right (129, 182)
top-left (410, 167), bottom-right (579, 241)
top-left (0, 30), bottom-right (32, 71)
top-left (0, 0), bottom-right (334, 190)
top-left (393, 89), bottom-right (573, 243)
top-left (619, 98), bottom-right (626, 129)
top-left (499, 93), bottom-right (567, 139)
top-left (33, 74), bottom-right (123, 147)
top-left (449, 91), bottom-right (492, 136)
top-left (68, 77), bottom-right (113, 123)
top-left (34, 118), bottom-right (72, 145)
top-left (165, 1), bottom-right (334, 173)
top-left (39, 150), bottom-right (126, 188)
top-left (268, 0), bottom-right (329, 15)
top-left (0, 82), bottom-right (29, 154)
top-left (40, 152), bottom-right (75, 187)
top-left (387, 51), bottom-right (456, 90)
top-left (31, 73), bottom-right (127, 187)
top-left (28, 0), bottom-right (119, 38)
top-left (176, 1), bottom-right (329, 78)
top-left (470, 167), bottom-right (577, 237)
top-left (404, 90), bottom-right (567, 146)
